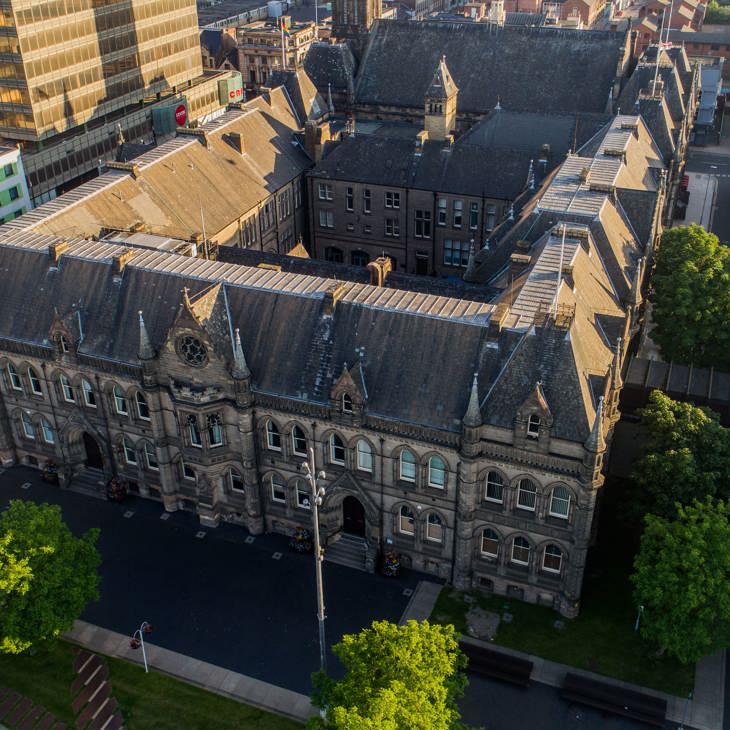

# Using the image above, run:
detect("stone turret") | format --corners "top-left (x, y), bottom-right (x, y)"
top-left (424, 56), bottom-right (458, 142)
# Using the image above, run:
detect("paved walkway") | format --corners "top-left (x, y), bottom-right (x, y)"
top-left (675, 172), bottom-right (717, 229)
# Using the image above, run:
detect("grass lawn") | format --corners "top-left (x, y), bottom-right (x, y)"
top-left (0, 640), bottom-right (302, 730)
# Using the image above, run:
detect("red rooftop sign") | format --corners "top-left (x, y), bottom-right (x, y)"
top-left (174, 104), bottom-right (187, 127)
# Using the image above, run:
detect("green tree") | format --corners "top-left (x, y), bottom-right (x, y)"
top-left (308, 620), bottom-right (469, 730)
top-left (631, 391), bottom-right (730, 520)
top-left (0, 500), bottom-right (100, 654)
top-left (631, 498), bottom-right (730, 664)
top-left (649, 224), bottom-right (730, 370)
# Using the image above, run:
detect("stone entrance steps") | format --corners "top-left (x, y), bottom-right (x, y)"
top-left (68, 469), bottom-right (106, 500)
top-left (324, 533), bottom-right (368, 572)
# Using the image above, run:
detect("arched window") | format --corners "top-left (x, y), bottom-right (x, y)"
top-left (399, 449), bottom-right (416, 482)
top-left (296, 479), bottom-right (311, 509)
top-left (40, 418), bottom-right (54, 444)
top-left (549, 486), bottom-right (571, 519)
top-left (28, 367), bottom-right (42, 395)
top-left (81, 379), bottom-right (96, 407)
top-left (426, 513), bottom-right (444, 543)
top-left (144, 443), bottom-right (158, 471)
top-left (527, 414), bottom-right (541, 438)
top-left (59, 374), bottom-right (74, 402)
top-left (270, 474), bottom-right (286, 503)
top-left (511, 537), bottom-right (530, 565)
top-left (207, 413), bottom-right (223, 447)
top-left (517, 478), bottom-right (537, 511)
top-left (187, 414), bottom-right (202, 447)
top-left (20, 411), bottom-right (34, 439)
top-left (113, 386), bottom-right (127, 415)
top-left (7, 363), bottom-right (21, 390)
top-left (136, 392), bottom-right (150, 420)
top-left (427, 456), bottom-right (446, 488)
top-left (543, 544), bottom-right (563, 573)
top-left (399, 505), bottom-right (415, 535)
top-left (356, 439), bottom-right (373, 472)
top-left (291, 425), bottom-right (307, 456)
top-left (266, 420), bottom-right (281, 450)
top-left (481, 528), bottom-right (499, 558)
top-left (485, 471), bottom-right (504, 502)
top-left (342, 393), bottom-right (353, 413)
top-left (330, 433), bottom-right (345, 465)
top-left (229, 469), bottom-right (244, 492)
top-left (122, 438), bottom-right (137, 465)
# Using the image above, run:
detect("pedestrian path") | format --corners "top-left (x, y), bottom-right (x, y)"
top-left (675, 172), bottom-right (717, 229)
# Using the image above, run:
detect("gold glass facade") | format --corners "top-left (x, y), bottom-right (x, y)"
top-left (0, 0), bottom-right (202, 141)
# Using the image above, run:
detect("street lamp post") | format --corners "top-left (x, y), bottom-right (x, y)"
top-left (129, 621), bottom-right (153, 673)
top-left (303, 447), bottom-right (327, 674)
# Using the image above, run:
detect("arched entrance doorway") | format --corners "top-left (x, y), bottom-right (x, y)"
top-left (83, 432), bottom-right (103, 469)
top-left (342, 495), bottom-right (366, 537)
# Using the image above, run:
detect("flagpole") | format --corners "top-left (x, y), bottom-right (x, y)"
top-left (281, 19), bottom-right (286, 69)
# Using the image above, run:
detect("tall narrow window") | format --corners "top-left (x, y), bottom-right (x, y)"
top-left (182, 460), bottom-right (196, 481)
top-left (481, 528), bottom-right (499, 558)
top-left (437, 198), bottom-right (447, 225)
top-left (41, 418), bottom-right (54, 444)
top-left (58, 335), bottom-right (70, 353)
top-left (469, 202), bottom-right (479, 230)
top-left (7, 363), bottom-right (21, 390)
top-left (229, 469), bottom-right (244, 492)
top-left (427, 456), bottom-right (446, 488)
top-left (453, 200), bottom-right (463, 228)
top-left (330, 433), bottom-right (345, 465)
top-left (517, 478), bottom-right (537, 511)
top-left (82, 380), bottom-right (96, 407)
top-left (511, 537), bottom-right (530, 565)
top-left (485, 471), bottom-right (504, 503)
top-left (399, 505), bottom-right (415, 535)
top-left (342, 393), bottom-right (353, 413)
top-left (59, 374), bottom-right (74, 402)
top-left (266, 420), bottom-right (281, 450)
top-left (363, 188), bottom-right (371, 213)
top-left (346, 186), bottom-right (354, 211)
top-left (28, 367), bottom-right (42, 395)
top-left (399, 449), bottom-right (416, 482)
top-left (207, 413), bottom-right (223, 447)
top-left (291, 425), bottom-right (307, 456)
top-left (426, 512), bottom-right (443, 542)
top-left (21, 411), bottom-right (34, 438)
top-left (270, 474), bottom-right (286, 503)
top-left (527, 414), bottom-right (541, 438)
top-left (543, 544), bottom-right (563, 573)
top-left (356, 439), bottom-right (373, 472)
top-left (296, 479), bottom-right (311, 509)
top-left (123, 438), bottom-right (137, 465)
top-left (113, 386), bottom-right (127, 415)
top-left (549, 486), bottom-right (571, 519)
top-left (187, 415), bottom-right (202, 447)
top-left (136, 392), bottom-right (150, 420)
top-left (144, 443), bottom-right (158, 471)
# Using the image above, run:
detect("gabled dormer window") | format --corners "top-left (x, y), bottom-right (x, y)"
top-left (342, 393), bottom-right (353, 414)
top-left (527, 414), bottom-right (541, 439)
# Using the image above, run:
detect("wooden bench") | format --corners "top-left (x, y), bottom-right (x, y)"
top-left (459, 641), bottom-right (533, 687)
top-left (561, 672), bottom-right (667, 727)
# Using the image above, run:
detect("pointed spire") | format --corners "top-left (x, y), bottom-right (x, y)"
top-left (585, 396), bottom-right (606, 453)
top-left (463, 373), bottom-right (482, 428)
top-left (464, 239), bottom-right (477, 281)
top-left (527, 158), bottom-right (535, 191)
top-left (494, 95), bottom-right (502, 111)
top-left (232, 328), bottom-right (250, 379)
top-left (138, 310), bottom-right (155, 360)
top-left (629, 257), bottom-right (643, 306)
top-left (612, 337), bottom-right (623, 388)
top-left (327, 82), bottom-right (334, 115)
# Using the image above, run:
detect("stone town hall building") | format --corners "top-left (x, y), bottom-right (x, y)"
top-left (0, 112), bottom-right (658, 619)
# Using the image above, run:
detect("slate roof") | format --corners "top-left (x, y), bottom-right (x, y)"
top-left (304, 43), bottom-right (357, 96)
top-left (354, 20), bottom-right (628, 115)
top-left (426, 56), bottom-right (458, 100)
top-left (12, 89), bottom-right (311, 243)
top-left (505, 11), bottom-right (546, 25)
top-left (268, 68), bottom-right (328, 123)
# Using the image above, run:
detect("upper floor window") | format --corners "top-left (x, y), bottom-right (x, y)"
top-left (345, 186), bottom-right (354, 211)
top-left (443, 239), bottom-right (470, 268)
top-left (399, 449), bottom-right (416, 482)
top-left (426, 512), bottom-right (443, 543)
top-left (28, 367), bottom-right (42, 395)
top-left (453, 200), bottom-right (463, 228)
top-left (319, 210), bottom-right (334, 228)
top-left (136, 392), bottom-right (150, 420)
top-left (229, 469), bottom-right (244, 492)
top-left (41, 418), bottom-right (54, 444)
top-left (469, 201), bottom-right (479, 230)
top-left (549, 486), bottom-right (571, 519)
top-left (342, 393), bottom-right (353, 413)
top-left (144, 443), bottom-right (158, 471)
top-left (511, 536), bottom-right (530, 565)
top-left (330, 433), bottom-right (345, 465)
top-left (356, 439), bottom-right (373, 472)
top-left (21, 411), bottom-right (34, 439)
top-left (7, 363), bottom-right (21, 390)
top-left (385, 191), bottom-right (400, 209)
top-left (384, 218), bottom-right (400, 237)
top-left (270, 473), bottom-right (286, 503)
top-left (414, 209), bottom-right (432, 238)
top-left (485, 471), bottom-right (504, 503)
top-left (207, 413), bottom-right (223, 447)
top-left (517, 478), bottom-right (537, 511)
top-left (481, 528), bottom-right (499, 558)
top-left (181, 460), bottom-right (196, 481)
top-left (543, 544), bottom-right (563, 573)
top-left (59, 374), bottom-right (74, 402)
top-left (363, 188), bottom-right (371, 213)
top-left (399, 505), bottom-right (415, 535)
top-left (82, 380), bottom-right (96, 408)
top-left (58, 335), bottom-right (70, 353)
top-left (296, 479), bottom-right (311, 509)
top-left (187, 415), bottom-right (202, 447)
top-left (437, 198), bottom-right (447, 225)
top-left (485, 203), bottom-right (497, 231)
top-left (122, 437), bottom-right (137, 465)
top-left (427, 456), bottom-right (446, 488)
top-left (318, 183), bottom-right (333, 201)
top-left (266, 420), bottom-right (281, 450)
top-left (527, 414), bottom-right (541, 439)
top-left (292, 425), bottom-right (307, 457)
top-left (113, 386), bottom-right (127, 415)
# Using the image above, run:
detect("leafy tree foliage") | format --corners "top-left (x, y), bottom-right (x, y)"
top-left (308, 620), bottom-right (469, 730)
top-left (631, 391), bottom-right (730, 520)
top-left (0, 500), bottom-right (100, 654)
top-left (632, 498), bottom-right (730, 664)
top-left (649, 225), bottom-right (730, 370)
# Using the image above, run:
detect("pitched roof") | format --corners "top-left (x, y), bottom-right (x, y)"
top-left (426, 56), bottom-right (458, 100)
top-left (304, 43), bottom-right (357, 96)
top-left (354, 20), bottom-right (628, 115)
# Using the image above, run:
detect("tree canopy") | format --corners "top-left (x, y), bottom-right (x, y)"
top-left (308, 620), bottom-right (469, 730)
top-left (632, 498), bottom-right (730, 664)
top-left (649, 224), bottom-right (730, 370)
top-left (631, 391), bottom-right (730, 521)
top-left (0, 500), bottom-right (100, 654)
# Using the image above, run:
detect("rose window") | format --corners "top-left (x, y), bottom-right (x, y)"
top-left (177, 335), bottom-right (208, 367)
